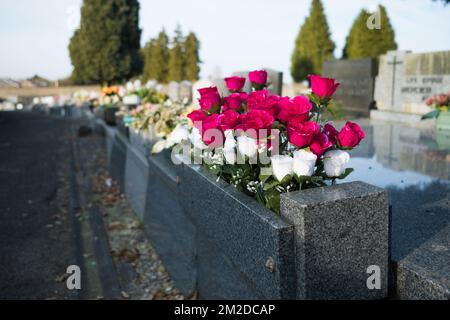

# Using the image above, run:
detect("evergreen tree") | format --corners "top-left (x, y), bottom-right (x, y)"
top-left (68, 0), bottom-right (142, 85)
top-left (167, 26), bottom-right (185, 82)
top-left (183, 32), bottom-right (201, 81)
top-left (343, 6), bottom-right (397, 59)
top-left (142, 29), bottom-right (169, 83)
top-left (290, 0), bottom-right (335, 82)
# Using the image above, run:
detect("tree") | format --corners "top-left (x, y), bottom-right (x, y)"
top-left (291, 0), bottom-right (335, 82)
top-left (142, 29), bottom-right (169, 83)
top-left (68, 0), bottom-right (142, 85)
top-left (183, 32), bottom-right (201, 81)
top-left (343, 6), bottom-right (397, 59)
top-left (167, 26), bottom-right (185, 82)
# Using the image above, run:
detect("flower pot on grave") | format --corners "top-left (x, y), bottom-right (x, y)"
top-left (436, 112), bottom-right (450, 131)
top-left (104, 106), bottom-right (119, 126)
top-left (176, 160), bottom-right (390, 300)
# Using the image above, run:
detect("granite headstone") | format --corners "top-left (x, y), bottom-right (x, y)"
top-left (323, 58), bottom-right (377, 117)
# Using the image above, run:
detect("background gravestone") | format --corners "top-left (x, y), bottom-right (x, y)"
top-left (168, 81), bottom-right (180, 101)
top-left (179, 80), bottom-right (193, 102)
top-left (373, 50), bottom-right (450, 121)
top-left (322, 58), bottom-right (377, 117)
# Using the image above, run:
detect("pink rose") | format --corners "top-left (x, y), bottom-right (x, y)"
top-left (224, 76), bottom-right (246, 92)
top-left (200, 114), bottom-right (222, 146)
top-left (223, 93), bottom-right (244, 111)
top-left (219, 110), bottom-right (240, 131)
top-left (236, 109), bottom-right (274, 130)
top-left (337, 121), bottom-right (365, 149)
top-left (249, 70), bottom-right (268, 87)
top-left (287, 121), bottom-right (320, 148)
top-left (323, 123), bottom-right (339, 144)
top-left (187, 110), bottom-right (207, 130)
top-left (198, 87), bottom-right (221, 111)
top-left (246, 90), bottom-right (280, 117)
top-left (277, 96), bottom-right (312, 123)
top-left (308, 75), bottom-right (340, 99)
top-left (310, 132), bottom-right (332, 157)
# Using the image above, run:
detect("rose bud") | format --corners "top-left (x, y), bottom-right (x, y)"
top-left (293, 149), bottom-right (317, 177)
top-left (337, 121), bottom-right (365, 149)
top-left (309, 132), bottom-right (333, 157)
top-left (323, 123), bottom-right (339, 144)
top-left (323, 149), bottom-right (350, 178)
top-left (277, 96), bottom-right (312, 123)
top-left (270, 155), bottom-right (294, 182)
top-left (198, 87), bottom-right (221, 111)
top-left (249, 70), bottom-right (268, 89)
top-left (287, 121), bottom-right (320, 148)
top-left (308, 75), bottom-right (340, 100)
top-left (223, 93), bottom-right (244, 111)
top-left (224, 76), bottom-right (246, 92)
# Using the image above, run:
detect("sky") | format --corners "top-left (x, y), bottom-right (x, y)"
top-left (0, 0), bottom-right (449, 83)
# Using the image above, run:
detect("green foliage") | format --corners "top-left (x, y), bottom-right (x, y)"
top-left (291, 0), bottom-right (335, 82)
top-left (167, 25), bottom-right (185, 82)
top-left (343, 6), bottom-right (397, 59)
top-left (183, 32), bottom-right (201, 81)
top-left (69, 0), bottom-right (142, 85)
top-left (142, 26), bottom-right (201, 83)
top-left (142, 29), bottom-right (169, 83)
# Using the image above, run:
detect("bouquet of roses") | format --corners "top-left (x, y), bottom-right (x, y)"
top-left (168, 70), bottom-right (365, 213)
top-left (422, 92), bottom-right (450, 120)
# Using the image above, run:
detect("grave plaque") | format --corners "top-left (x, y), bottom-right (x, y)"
top-left (373, 50), bottom-right (450, 121)
top-left (323, 58), bottom-right (377, 117)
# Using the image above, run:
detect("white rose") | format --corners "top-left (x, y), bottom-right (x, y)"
top-left (293, 149), bottom-right (317, 177)
top-left (323, 149), bottom-right (350, 177)
top-left (237, 135), bottom-right (258, 159)
top-left (126, 81), bottom-right (134, 92)
top-left (189, 127), bottom-right (207, 150)
top-left (133, 79), bottom-right (142, 90)
top-left (271, 155), bottom-right (294, 182)
top-left (223, 130), bottom-right (236, 164)
top-left (167, 125), bottom-right (189, 145)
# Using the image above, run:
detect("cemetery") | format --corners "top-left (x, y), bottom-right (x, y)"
top-left (0, 0), bottom-right (449, 304)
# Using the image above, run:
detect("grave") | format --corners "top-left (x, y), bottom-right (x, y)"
top-left (322, 58), bottom-right (377, 117)
top-left (179, 81), bottom-right (193, 102)
top-left (168, 81), bottom-right (180, 101)
top-left (372, 50), bottom-right (450, 122)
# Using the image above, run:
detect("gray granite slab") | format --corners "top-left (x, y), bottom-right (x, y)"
top-left (109, 132), bottom-right (127, 191)
top-left (178, 163), bottom-right (296, 299)
top-left (396, 223), bottom-right (450, 300)
top-left (280, 182), bottom-right (390, 300)
top-left (124, 144), bottom-right (149, 220)
top-left (196, 232), bottom-right (265, 300)
top-left (143, 151), bottom-right (197, 297)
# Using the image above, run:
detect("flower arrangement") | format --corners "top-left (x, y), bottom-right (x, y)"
top-left (165, 71), bottom-right (365, 213)
top-left (422, 93), bottom-right (450, 120)
top-left (99, 85), bottom-right (121, 108)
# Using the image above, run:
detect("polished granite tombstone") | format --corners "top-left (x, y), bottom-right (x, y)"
top-left (323, 58), bottom-right (377, 117)
top-left (340, 119), bottom-right (450, 299)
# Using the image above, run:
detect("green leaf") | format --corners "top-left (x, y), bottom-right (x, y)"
top-left (263, 178), bottom-right (280, 191)
top-left (337, 168), bottom-right (354, 180)
top-left (421, 110), bottom-right (440, 120)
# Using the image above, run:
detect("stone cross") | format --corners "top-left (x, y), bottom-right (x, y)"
top-left (387, 56), bottom-right (403, 108)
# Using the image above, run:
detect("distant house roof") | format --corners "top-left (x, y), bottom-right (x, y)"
top-left (0, 78), bottom-right (21, 88)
